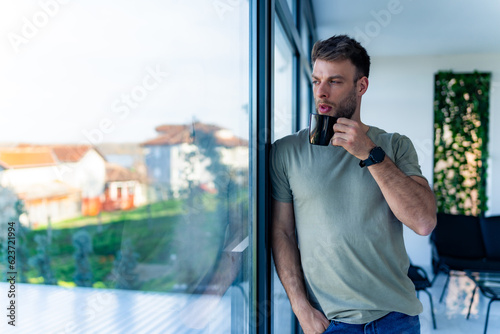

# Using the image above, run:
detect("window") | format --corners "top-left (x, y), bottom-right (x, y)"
top-left (0, 0), bottom-right (318, 332)
top-left (269, 2), bottom-right (316, 333)
top-left (285, 0), bottom-right (296, 19)
top-left (301, 13), bottom-right (311, 60)
top-left (300, 69), bottom-right (313, 129)
top-left (0, 1), bottom-right (251, 332)
top-left (273, 19), bottom-right (295, 141)
top-left (271, 16), bottom-right (296, 334)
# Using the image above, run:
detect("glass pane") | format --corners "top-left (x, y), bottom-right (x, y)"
top-left (273, 20), bottom-right (294, 141)
top-left (0, 1), bottom-right (250, 333)
top-left (300, 70), bottom-right (312, 129)
top-left (272, 18), bottom-right (295, 334)
top-left (287, 0), bottom-right (295, 16)
top-left (301, 13), bottom-right (311, 61)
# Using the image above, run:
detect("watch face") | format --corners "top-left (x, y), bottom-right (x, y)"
top-left (371, 147), bottom-right (385, 162)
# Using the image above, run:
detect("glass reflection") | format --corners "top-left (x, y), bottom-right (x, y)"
top-left (272, 18), bottom-right (295, 334)
top-left (0, 0), bottom-right (250, 333)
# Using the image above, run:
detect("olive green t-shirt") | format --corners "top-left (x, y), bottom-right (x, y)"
top-left (270, 126), bottom-right (424, 324)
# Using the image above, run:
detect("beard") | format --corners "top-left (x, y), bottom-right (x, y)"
top-left (315, 86), bottom-right (357, 119)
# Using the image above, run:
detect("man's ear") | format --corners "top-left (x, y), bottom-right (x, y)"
top-left (357, 76), bottom-right (369, 96)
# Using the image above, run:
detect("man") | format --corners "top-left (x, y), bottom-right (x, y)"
top-left (270, 35), bottom-right (437, 334)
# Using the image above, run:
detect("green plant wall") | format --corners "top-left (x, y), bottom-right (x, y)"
top-left (433, 71), bottom-right (490, 216)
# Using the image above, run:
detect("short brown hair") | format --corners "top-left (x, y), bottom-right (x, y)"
top-left (311, 35), bottom-right (370, 79)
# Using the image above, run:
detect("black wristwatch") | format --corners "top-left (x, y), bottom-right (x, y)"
top-left (359, 146), bottom-right (385, 168)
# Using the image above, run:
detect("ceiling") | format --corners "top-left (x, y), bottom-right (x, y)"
top-left (311, 0), bottom-right (500, 57)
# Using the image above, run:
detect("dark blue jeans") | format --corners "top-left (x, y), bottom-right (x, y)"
top-left (322, 312), bottom-right (420, 334)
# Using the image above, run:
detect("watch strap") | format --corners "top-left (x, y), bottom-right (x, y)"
top-left (359, 146), bottom-right (385, 168)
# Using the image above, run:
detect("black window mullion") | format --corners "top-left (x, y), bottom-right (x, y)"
top-left (251, 0), bottom-right (274, 333)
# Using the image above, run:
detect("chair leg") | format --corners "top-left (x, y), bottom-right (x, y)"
top-left (422, 289), bottom-right (437, 329)
top-left (483, 299), bottom-right (495, 334)
top-left (430, 270), bottom-right (440, 286)
top-left (466, 286), bottom-right (478, 320)
top-left (439, 273), bottom-right (450, 303)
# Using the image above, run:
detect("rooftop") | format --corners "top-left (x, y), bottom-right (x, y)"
top-left (105, 163), bottom-right (142, 182)
top-left (142, 122), bottom-right (248, 148)
top-left (0, 145), bottom-right (102, 169)
top-left (0, 147), bottom-right (57, 169)
top-left (50, 145), bottom-right (93, 163)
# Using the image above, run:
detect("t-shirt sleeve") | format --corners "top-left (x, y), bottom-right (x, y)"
top-left (270, 140), bottom-right (293, 202)
top-left (392, 134), bottom-right (426, 180)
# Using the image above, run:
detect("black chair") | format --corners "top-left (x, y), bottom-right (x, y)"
top-left (480, 216), bottom-right (500, 262)
top-left (430, 213), bottom-right (487, 302)
top-left (408, 264), bottom-right (437, 329)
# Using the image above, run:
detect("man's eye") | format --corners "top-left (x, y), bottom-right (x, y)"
top-left (330, 80), bottom-right (340, 84)
top-left (312, 80), bottom-right (319, 85)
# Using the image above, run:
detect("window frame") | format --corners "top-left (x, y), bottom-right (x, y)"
top-left (250, 0), bottom-right (317, 333)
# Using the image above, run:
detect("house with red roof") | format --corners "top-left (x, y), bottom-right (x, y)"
top-left (141, 122), bottom-right (248, 199)
top-left (0, 145), bottom-right (107, 227)
top-left (49, 145), bottom-right (106, 216)
top-left (103, 162), bottom-right (147, 211)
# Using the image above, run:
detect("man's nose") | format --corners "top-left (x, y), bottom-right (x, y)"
top-left (315, 82), bottom-right (328, 99)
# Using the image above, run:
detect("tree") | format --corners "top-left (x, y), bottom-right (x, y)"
top-left (13, 200), bottom-right (29, 283)
top-left (0, 187), bottom-right (23, 281)
top-left (172, 147), bottom-right (210, 290)
top-left (112, 239), bottom-right (140, 289)
top-left (28, 234), bottom-right (57, 285)
top-left (171, 127), bottom-right (245, 293)
top-left (73, 230), bottom-right (93, 287)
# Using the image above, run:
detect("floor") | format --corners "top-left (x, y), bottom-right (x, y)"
top-left (1, 269), bottom-right (499, 334)
top-left (0, 282), bottom-right (232, 334)
top-left (417, 267), bottom-right (500, 334)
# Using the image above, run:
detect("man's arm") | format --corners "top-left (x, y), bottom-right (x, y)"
top-left (368, 159), bottom-right (436, 235)
top-left (332, 118), bottom-right (437, 236)
top-left (272, 199), bottom-right (330, 334)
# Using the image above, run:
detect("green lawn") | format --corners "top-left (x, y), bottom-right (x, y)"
top-left (46, 199), bottom-right (184, 230)
top-left (20, 197), bottom-right (228, 293)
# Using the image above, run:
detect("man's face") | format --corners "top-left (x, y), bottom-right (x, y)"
top-left (312, 59), bottom-right (359, 119)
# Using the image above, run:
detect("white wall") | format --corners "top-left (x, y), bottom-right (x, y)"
top-left (219, 146), bottom-right (249, 169)
top-left (58, 149), bottom-right (106, 198)
top-left (77, 150), bottom-right (106, 198)
top-left (0, 165), bottom-right (57, 187)
top-left (361, 53), bottom-right (500, 266)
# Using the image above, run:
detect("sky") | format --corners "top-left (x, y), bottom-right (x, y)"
top-left (0, 0), bottom-right (250, 144)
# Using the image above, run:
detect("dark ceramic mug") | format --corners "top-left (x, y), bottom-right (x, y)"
top-left (309, 113), bottom-right (337, 146)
